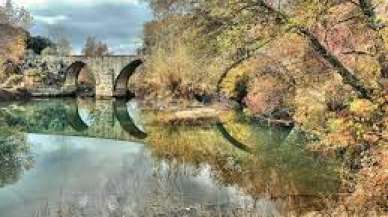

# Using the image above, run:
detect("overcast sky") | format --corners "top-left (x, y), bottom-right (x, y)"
top-left (2, 0), bottom-right (153, 54)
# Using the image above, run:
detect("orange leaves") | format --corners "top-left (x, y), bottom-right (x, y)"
top-left (245, 75), bottom-right (287, 115)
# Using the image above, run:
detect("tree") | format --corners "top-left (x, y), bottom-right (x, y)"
top-left (82, 36), bottom-right (96, 57)
top-left (140, 1), bottom-right (388, 213)
top-left (0, 0), bottom-right (33, 29)
top-left (146, 0), bottom-right (191, 19)
top-left (95, 41), bottom-right (109, 56)
top-left (45, 24), bottom-right (72, 56)
top-left (82, 36), bottom-right (110, 57)
top-left (143, 0), bottom-right (387, 101)
top-left (27, 36), bottom-right (55, 55)
top-left (191, 0), bottom-right (386, 100)
top-left (0, 23), bottom-right (28, 62)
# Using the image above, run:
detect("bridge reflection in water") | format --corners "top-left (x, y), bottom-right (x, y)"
top-left (21, 98), bottom-right (263, 152)
top-left (23, 98), bottom-right (147, 141)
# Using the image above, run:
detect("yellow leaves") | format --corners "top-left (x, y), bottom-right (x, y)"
top-left (325, 131), bottom-right (356, 148)
top-left (324, 112), bottom-right (380, 148)
top-left (292, 83), bottom-right (372, 148)
top-left (355, 56), bottom-right (382, 89)
top-left (381, 28), bottom-right (388, 52)
top-left (143, 118), bottom-right (240, 164)
top-left (289, 0), bottom-right (327, 28)
top-left (327, 1), bottom-right (359, 23)
top-left (216, 25), bottom-right (249, 52)
top-left (375, 0), bottom-right (388, 23)
top-left (146, 44), bottom-right (191, 86)
top-left (220, 63), bottom-right (249, 98)
top-left (318, 94), bottom-right (381, 148)
top-left (382, 106), bottom-right (388, 142)
top-left (349, 99), bottom-right (378, 118)
top-left (327, 118), bottom-right (347, 133)
top-left (293, 88), bottom-right (327, 135)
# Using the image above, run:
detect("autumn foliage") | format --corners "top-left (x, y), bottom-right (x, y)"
top-left (140, 0), bottom-right (388, 213)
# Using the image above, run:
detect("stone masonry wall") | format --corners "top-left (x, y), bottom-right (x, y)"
top-left (24, 54), bottom-right (140, 97)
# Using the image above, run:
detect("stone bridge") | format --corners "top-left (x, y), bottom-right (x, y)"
top-left (24, 55), bottom-right (143, 97)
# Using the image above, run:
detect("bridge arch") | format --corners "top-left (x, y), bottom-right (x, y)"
top-left (114, 59), bottom-right (143, 97)
top-left (63, 61), bottom-right (96, 95)
top-left (63, 61), bottom-right (86, 94)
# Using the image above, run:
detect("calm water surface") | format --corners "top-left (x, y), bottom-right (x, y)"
top-left (0, 98), bottom-right (340, 217)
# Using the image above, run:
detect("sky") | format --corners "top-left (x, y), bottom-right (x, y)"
top-left (2, 0), bottom-right (153, 54)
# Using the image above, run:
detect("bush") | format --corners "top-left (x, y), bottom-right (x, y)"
top-left (40, 47), bottom-right (57, 56)
top-left (0, 60), bottom-right (21, 83)
top-left (349, 99), bottom-right (378, 119)
top-left (323, 73), bottom-right (355, 111)
top-left (138, 40), bottom-right (218, 100)
top-left (0, 74), bottom-right (23, 88)
top-left (293, 88), bottom-right (328, 135)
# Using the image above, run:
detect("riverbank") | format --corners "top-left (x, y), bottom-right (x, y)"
top-left (0, 88), bottom-right (31, 101)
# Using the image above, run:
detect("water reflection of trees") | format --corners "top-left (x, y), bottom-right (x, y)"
top-left (142, 113), bottom-right (341, 215)
top-left (0, 100), bottom-right (342, 216)
top-left (31, 151), bottom-right (280, 217)
top-left (0, 109), bottom-right (33, 188)
top-left (27, 102), bottom-right (68, 132)
top-left (29, 138), bottom-right (338, 217)
top-left (2, 99), bottom-right (89, 133)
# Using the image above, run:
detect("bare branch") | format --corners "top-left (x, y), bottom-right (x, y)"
top-left (341, 50), bottom-right (375, 56)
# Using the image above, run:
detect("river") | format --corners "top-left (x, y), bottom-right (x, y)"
top-left (0, 98), bottom-right (341, 217)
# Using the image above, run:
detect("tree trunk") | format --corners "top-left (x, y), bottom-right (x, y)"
top-left (297, 27), bottom-right (373, 99)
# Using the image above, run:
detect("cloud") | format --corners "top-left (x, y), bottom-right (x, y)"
top-left (19, 0), bottom-right (152, 54)
top-left (34, 14), bottom-right (68, 25)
